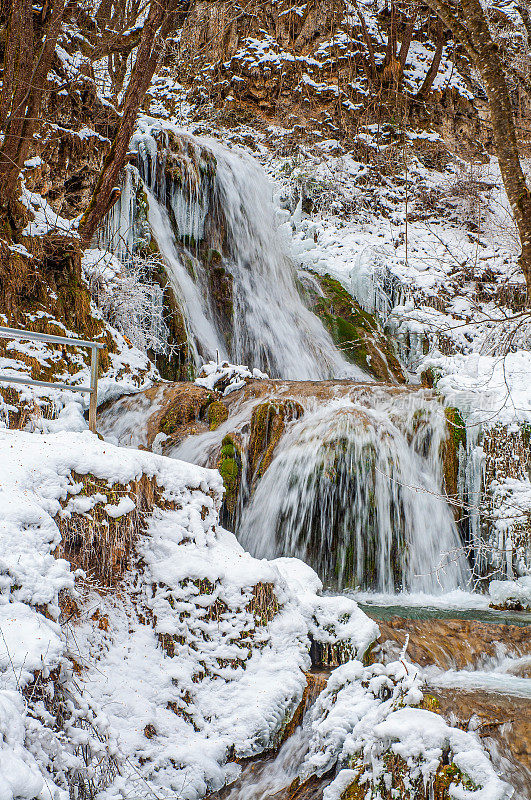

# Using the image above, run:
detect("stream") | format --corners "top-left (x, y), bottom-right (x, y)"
top-left (98, 129), bottom-right (530, 799)
top-left (209, 603), bottom-right (531, 800)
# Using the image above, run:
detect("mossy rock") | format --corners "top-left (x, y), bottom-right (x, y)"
top-left (206, 257), bottom-right (233, 344)
top-left (441, 407), bottom-right (466, 503)
top-left (218, 434), bottom-right (242, 523)
top-left (208, 400), bottom-right (229, 430)
top-left (309, 274), bottom-right (405, 383)
top-left (159, 386), bottom-right (216, 435)
top-left (248, 399), bottom-right (304, 480)
top-left (205, 248), bottom-right (222, 267)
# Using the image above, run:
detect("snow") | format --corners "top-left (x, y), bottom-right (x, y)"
top-left (489, 575), bottom-right (531, 610)
top-left (372, 709), bottom-right (511, 800)
top-left (104, 496), bottom-right (136, 518)
top-left (302, 661), bottom-right (512, 800)
top-left (422, 351), bottom-right (531, 427)
top-left (195, 360), bottom-right (269, 395)
top-left (0, 691), bottom-right (48, 800)
top-left (21, 185), bottom-right (79, 238)
top-left (0, 427), bottom-right (379, 798)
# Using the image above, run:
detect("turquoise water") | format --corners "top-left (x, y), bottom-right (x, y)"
top-left (355, 600), bottom-right (531, 627)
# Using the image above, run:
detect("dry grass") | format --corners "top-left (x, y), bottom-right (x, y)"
top-left (247, 582), bottom-right (280, 627)
top-left (56, 472), bottom-right (172, 586)
top-left (340, 752), bottom-right (478, 800)
top-left (0, 385), bottom-right (59, 430)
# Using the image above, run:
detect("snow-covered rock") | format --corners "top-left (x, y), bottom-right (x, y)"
top-left (301, 660), bottom-right (512, 800)
top-left (195, 360), bottom-right (269, 395)
top-left (0, 427), bottom-right (378, 799)
top-left (489, 575), bottom-right (531, 610)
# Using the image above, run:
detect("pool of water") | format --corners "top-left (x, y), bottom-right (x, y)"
top-left (355, 601), bottom-right (531, 627)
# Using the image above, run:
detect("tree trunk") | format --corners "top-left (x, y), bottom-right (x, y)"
top-left (352, 0), bottom-right (378, 82)
top-left (78, 4), bottom-right (179, 244)
top-left (416, 19), bottom-right (444, 98)
top-left (397, 5), bottom-right (419, 83)
top-left (425, 0), bottom-right (531, 299)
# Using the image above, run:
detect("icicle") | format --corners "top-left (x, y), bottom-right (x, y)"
top-left (128, 128), bottom-right (368, 380)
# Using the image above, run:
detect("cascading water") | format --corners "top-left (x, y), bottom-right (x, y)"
top-left (119, 125), bottom-right (367, 380)
top-left (238, 395), bottom-right (470, 592)
top-left (96, 126), bottom-right (476, 598)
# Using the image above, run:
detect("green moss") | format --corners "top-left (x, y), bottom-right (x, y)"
top-left (208, 401), bottom-right (228, 431)
top-left (184, 256), bottom-right (196, 280)
top-left (159, 389), bottom-right (214, 435)
top-left (421, 693), bottom-right (440, 712)
top-left (441, 407), bottom-right (466, 504)
top-left (309, 273), bottom-right (405, 383)
top-left (444, 407), bottom-right (466, 452)
top-left (218, 434), bottom-right (242, 519)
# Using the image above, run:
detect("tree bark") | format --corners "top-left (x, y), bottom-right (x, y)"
top-left (425, 0), bottom-right (531, 299)
top-left (416, 19), bottom-right (444, 98)
top-left (398, 5), bottom-right (419, 79)
top-left (351, 0), bottom-right (378, 82)
top-left (78, 3), bottom-right (182, 244)
top-left (0, 0), bottom-right (67, 218)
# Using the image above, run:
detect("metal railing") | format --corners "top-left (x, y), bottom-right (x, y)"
top-left (0, 326), bottom-right (104, 433)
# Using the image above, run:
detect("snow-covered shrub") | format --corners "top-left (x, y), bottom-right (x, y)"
top-left (83, 248), bottom-right (171, 356)
top-left (300, 659), bottom-right (511, 800)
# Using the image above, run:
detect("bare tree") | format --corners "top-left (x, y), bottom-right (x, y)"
top-left (424, 0), bottom-right (531, 300)
top-left (78, 1), bottom-right (191, 245)
top-left (0, 0), bottom-right (192, 241)
top-left (0, 0), bottom-right (69, 226)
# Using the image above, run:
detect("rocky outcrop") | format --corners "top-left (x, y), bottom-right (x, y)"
top-left (307, 273), bottom-right (405, 383)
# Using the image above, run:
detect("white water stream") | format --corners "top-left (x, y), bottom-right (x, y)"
top-left (221, 727), bottom-right (310, 800)
top-left (128, 129), bottom-right (365, 380)
top-left (238, 395), bottom-right (470, 592)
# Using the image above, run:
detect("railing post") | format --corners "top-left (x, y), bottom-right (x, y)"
top-left (89, 346), bottom-right (99, 434)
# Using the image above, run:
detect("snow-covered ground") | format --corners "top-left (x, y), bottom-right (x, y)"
top-left (0, 426), bottom-right (381, 799)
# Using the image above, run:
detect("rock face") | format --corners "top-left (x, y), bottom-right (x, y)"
top-left (306, 273), bottom-right (405, 383)
top-left (172, 1), bottom-right (484, 154)
top-left (99, 379), bottom-right (470, 591)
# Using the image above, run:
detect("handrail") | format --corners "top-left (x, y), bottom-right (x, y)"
top-left (0, 326), bottom-right (104, 432)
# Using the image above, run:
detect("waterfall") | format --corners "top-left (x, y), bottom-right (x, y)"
top-left (238, 394), bottom-right (470, 592)
top-left (145, 187), bottom-right (225, 367)
top-left (121, 126), bottom-right (367, 380)
top-left (95, 165), bottom-right (138, 262)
